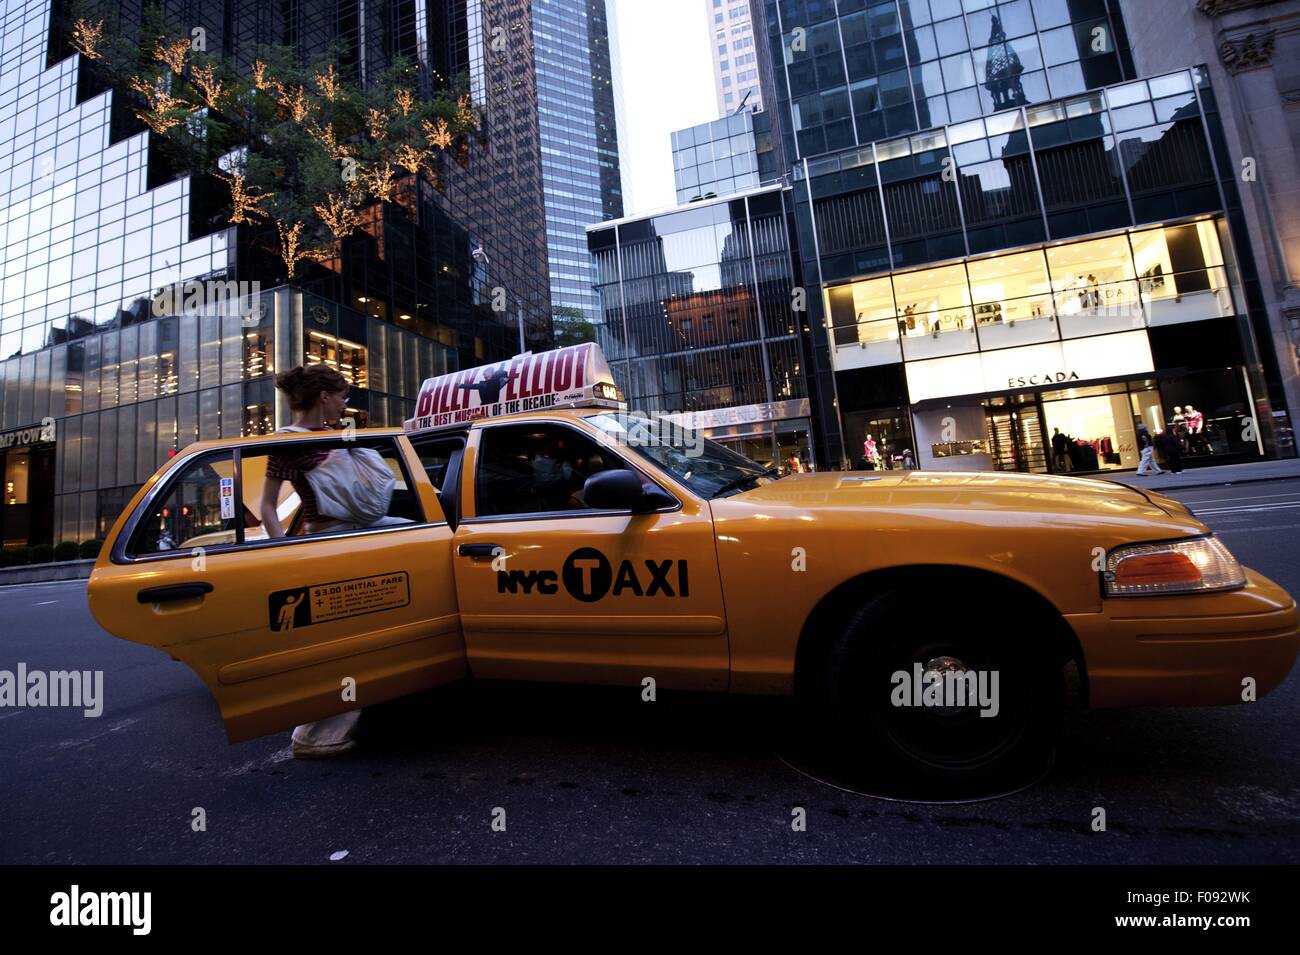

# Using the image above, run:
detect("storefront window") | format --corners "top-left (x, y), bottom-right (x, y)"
top-left (1045, 234), bottom-right (1142, 338)
top-left (840, 275), bottom-right (897, 344)
top-left (893, 262), bottom-right (975, 361)
top-left (1130, 223), bottom-right (1233, 326)
top-left (775, 423), bottom-right (813, 473)
top-left (967, 249), bottom-right (1055, 350)
top-left (1042, 382), bottom-right (1143, 472)
top-left (845, 407), bottom-right (915, 470)
top-left (1157, 368), bottom-right (1257, 460)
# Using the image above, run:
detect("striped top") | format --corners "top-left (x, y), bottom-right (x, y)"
top-left (268, 427), bottom-right (332, 524)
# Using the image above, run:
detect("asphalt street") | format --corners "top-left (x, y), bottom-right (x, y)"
top-left (2, 477), bottom-right (1299, 864)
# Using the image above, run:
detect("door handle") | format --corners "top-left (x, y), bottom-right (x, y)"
top-left (457, 543), bottom-right (501, 559)
top-left (138, 582), bottom-right (214, 604)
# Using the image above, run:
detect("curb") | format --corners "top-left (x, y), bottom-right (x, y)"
top-left (1119, 472), bottom-right (1300, 493)
top-left (0, 558), bottom-right (96, 587)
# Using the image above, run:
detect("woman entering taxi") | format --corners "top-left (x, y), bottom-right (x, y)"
top-left (259, 364), bottom-right (363, 758)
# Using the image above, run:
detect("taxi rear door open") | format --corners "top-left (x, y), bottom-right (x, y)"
top-left (87, 432), bottom-right (466, 742)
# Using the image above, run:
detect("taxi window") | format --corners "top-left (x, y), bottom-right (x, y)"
top-left (412, 436), bottom-right (464, 496)
top-left (125, 437), bottom-right (424, 558)
top-left (475, 423), bottom-right (628, 517)
top-left (240, 436), bottom-right (423, 537)
top-left (127, 451), bottom-right (238, 556)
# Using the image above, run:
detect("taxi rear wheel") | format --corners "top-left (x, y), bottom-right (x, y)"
top-left (820, 585), bottom-right (1064, 796)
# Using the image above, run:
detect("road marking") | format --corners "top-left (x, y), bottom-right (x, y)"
top-left (1195, 502), bottom-right (1300, 516)
top-left (1215, 523), bottom-right (1300, 534)
top-left (1180, 491), bottom-right (1300, 505)
top-left (34, 600), bottom-right (58, 606)
top-left (56, 718), bottom-right (138, 749)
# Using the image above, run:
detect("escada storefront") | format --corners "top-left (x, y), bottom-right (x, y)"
top-left (795, 66), bottom-right (1295, 473)
top-left (826, 218), bottom-right (1272, 475)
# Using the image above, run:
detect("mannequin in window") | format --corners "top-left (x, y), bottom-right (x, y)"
top-left (863, 434), bottom-right (881, 470)
top-left (903, 304), bottom-right (917, 334)
top-left (1171, 406), bottom-right (1187, 450)
top-left (1184, 404), bottom-right (1207, 454)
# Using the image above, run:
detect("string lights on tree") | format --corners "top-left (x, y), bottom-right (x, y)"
top-left (71, 17), bottom-right (103, 59)
top-left (73, 0), bottom-right (481, 282)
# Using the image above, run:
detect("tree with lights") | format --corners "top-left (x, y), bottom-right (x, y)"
top-left (68, 3), bottom-right (479, 280)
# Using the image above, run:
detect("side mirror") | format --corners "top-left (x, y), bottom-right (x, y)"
top-left (583, 469), bottom-right (672, 513)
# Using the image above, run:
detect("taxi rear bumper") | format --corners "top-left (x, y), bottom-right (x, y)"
top-left (1066, 569), bottom-right (1300, 708)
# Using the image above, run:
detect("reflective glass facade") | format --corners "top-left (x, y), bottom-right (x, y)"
top-left (532, 0), bottom-right (624, 331)
top-left (672, 110), bottom-right (782, 204)
top-left (761, 0), bottom-right (1134, 161)
top-left (0, 0), bottom-right (552, 547)
top-left (587, 186), bottom-right (816, 469)
top-left (801, 69), bottom-right (1223, 278)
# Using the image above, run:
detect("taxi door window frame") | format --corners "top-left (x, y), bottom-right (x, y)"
top-left (408, 431), bottom-right (468, 530)
top-left (114, 434), bottom-right (435, 565)
top-left (462, 418), bottom-right (681, 524)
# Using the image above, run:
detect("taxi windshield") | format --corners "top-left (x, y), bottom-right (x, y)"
top-left (587, 412), bottom-right (782, 498)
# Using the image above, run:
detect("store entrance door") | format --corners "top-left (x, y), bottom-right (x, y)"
top-left (986, 398), bottom-right (1048, 473)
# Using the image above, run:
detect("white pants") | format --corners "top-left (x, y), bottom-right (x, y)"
top-left (290, 517), bottom-right (411, 746)
top-left (292, 709), bottom-right (361, 747)
top-left (1136, 447), bottom-right (1164, 475)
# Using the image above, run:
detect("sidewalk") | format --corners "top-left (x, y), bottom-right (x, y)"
top-left (1112, 457), bottom-right (1300, 492)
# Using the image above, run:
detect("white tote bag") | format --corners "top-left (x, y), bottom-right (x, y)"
top-left (281, 427), bottom-right (395, 526)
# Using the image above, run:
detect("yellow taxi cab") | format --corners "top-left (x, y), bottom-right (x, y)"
top-left (87, 343), bottom-right (1299, 790)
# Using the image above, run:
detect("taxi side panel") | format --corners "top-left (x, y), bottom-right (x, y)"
top-left (709, 493), bottom-right (1206, 695)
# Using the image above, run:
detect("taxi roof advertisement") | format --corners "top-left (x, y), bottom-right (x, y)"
top-left (403, 342), bottom-right (621, 433)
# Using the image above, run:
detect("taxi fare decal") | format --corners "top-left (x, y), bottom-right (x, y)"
top-left (269, 572), bottom-right (411, 632)
top-left (497, 547), bottom-right (688, 603)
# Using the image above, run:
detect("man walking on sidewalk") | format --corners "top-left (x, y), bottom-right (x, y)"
top-left (1135, 422), bottom-right (1164, 476)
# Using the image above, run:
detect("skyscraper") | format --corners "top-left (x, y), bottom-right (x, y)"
top-left (531, 0), bottom-right (625, 338)
top-left (708, 0), bottom-right (764, 115)
top-left (0, 0), bottom-right (551, 547)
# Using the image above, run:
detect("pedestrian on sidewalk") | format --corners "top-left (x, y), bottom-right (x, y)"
top-left (1156, 427), bottom-right (1183, 473)
top-left (1135, 422), bottom-right (1164, 476)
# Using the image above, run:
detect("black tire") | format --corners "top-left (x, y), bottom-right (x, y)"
top-left (815, 583), bottom-right (1064, 798)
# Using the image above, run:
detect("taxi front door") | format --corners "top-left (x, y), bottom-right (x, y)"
top-left (449, 419), bottom-right (729, 691)
top-left (87, 433), bottom-right (465, 742)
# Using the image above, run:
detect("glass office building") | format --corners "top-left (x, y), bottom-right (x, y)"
top-left (0, 0), bottom-right (551, 548)
top-left (753, 0), bottom-right (1292, 471)
top-left (587, 185), bottom-right (816, 470)
top-left (532, 0), bottom-right (624, 333)
top-left (671, 110), bottom-right (783, 204)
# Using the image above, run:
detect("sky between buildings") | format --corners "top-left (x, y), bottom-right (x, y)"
top-left (610, 0), bottom-right (718, 216)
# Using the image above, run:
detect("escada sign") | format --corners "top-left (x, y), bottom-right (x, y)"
top-left (1007, 370), bottom-right (1081, 388)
